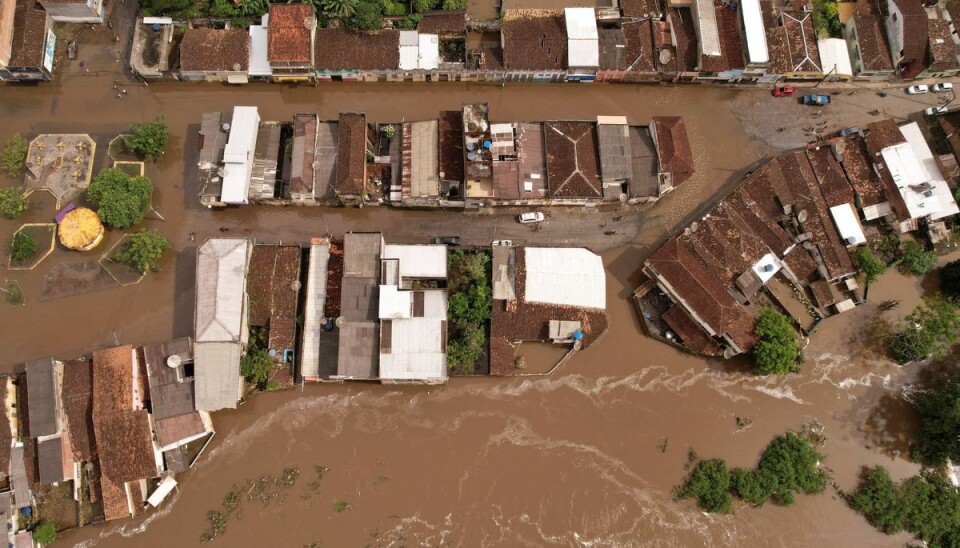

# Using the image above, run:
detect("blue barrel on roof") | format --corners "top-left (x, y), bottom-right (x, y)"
top-left (152, 23), bottom-right (161, 31)
top-left (324, 319), bottom-right (335, 331)
top-left (573, 330), bottom-right (583, 341)
top-left (482, 140), bottom-right (492, 149)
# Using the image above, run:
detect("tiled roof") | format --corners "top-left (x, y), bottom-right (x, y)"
top-left (838, 135), bottom-right (887, 208)
top-left (155, 412), bottom-right (206, 448)
top-left (865, 119), bottom-right (905, 154)
top-left (853, 0), bottom-right (893, 71)
top-left (621, 0), bottom-right (660, 17)
top-left (700, 0), bottom-right (745, 73)
top-left (806, 145), bottom-right (855, 207)
top-left (179, 28), bottom-right (249, 72)
top-left (417, 10), bottom-right (466, 35)
top-left (142, 338), bottom-right (196, 421)
top-left (9, 0), bottom-right (47, 69)
top-left (502, 10), bottom-right (567, 70)
top-left (622, 19), bottom-right (656, 73)
top-left (928, 19), bottom-right (959, 71)
top-left (268, 3), bottom-right (315, 63)
top-left (99, 473), bottom-right (129, 521)
top-left (668, 8), bottom-right (699, 71)
top-left (92, 346), bottom-right (134, 416)
top-left (763, 0), bottom-right (822, 74)
top-left (243, 244), bottom-right (302, 351)
top-left (0, 381), bottom-right (11, 479)
top-left (336, 113), bottom-right (367, 196)
top-left (438, 111), bottom-right (464, 183)
top-left (893, 0), bottom-right (927, 79)
top-left (15, 374), bottom-right (38, 488)
top-left (652, 116), bottom-right (694, 186)
top-left (314, 29), bottom-right (399, 70)
top-left (62, 359), bottom-right (96, 461)
top-left (662, 305), bottom-right (724, 356)
top-left (95, 410), bottom-right (156, 484)
top-left (544, 121), bottom-right (602, 198)
top-left (290, 113), bottom-right (317, 196)
top-left (598, 28), bottom-right (627, 70)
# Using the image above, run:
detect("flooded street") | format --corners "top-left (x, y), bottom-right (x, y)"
top-left (0, 74), bottom-right (945, 546)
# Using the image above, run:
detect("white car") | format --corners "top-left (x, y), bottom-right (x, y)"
top-left (933, 82), bottom-right (954, 92)
top-left (906, 85), bottom-right (929, 94)
top-left (492, 240), bottom-right (513, 247)
top-left (925, 106), bottom-right (949, 116)
top-left (518, 212), bottom-right (545, 224)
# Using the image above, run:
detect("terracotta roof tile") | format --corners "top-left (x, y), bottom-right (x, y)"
top-left (9, 0), bottom-right (48, 69)
top-left (314, 29), bottom-right (399, 70)
top-left (700, 0), bottom-right (746, 73)
top-left (154, 412), bottom-right (206, 448)
top-left (763, 1), bottom-right (822, 74)
top-left (854, 0), bottom-right (893, 71)
top-left (928, 18), bottom-right (958, 71)
top-left (417, 11), bottom-right (465, 35)
top-left (336, 113), bottom-right (367, 196)
top-left (893, 0), bottom-right (927, 79)
top-left (92, 346), bottom-right (134, 416)
top-left (838, 135), bottom-right (887, 208)
top-left (268, 3), bottom-right (315, 63)
top-left (662, 305), bottom-right (724, 355)
top-left (667, 8), bottom-right (699, 71)
top-left (62, 359), bottom-right (96, 462)
top-left (621, 0), bottom-right (660, 17)
top-left (179, 28), bottom-right (249, 72)
top-left (94, 410), bottom-right (156, 484)
top-left (652, 116), bottom-right (694, 186)
top-left (99, 474), bottom-right (129, 521)
top-left (544, 121), bottom-right (602, 198)
top-left (806, 145), bottom-right (855, 207)
top-left (439, 111), bottom-right (464, 183)
top-left (291, 113), bottom-right (317, 196)
top-left (622, 19), bottom-right (656, 73)
top-left (502, 10), bottom-right (567, 70)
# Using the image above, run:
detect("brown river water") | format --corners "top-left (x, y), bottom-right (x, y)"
top-left (0, 75), bottom-right (943, 546)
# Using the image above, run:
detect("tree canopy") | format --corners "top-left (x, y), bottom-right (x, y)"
top-left (887, 297), bottom-right (960, 365)
top-left (125, 117), bottom-right (169, 161)
top-left (940, 260), bottom-right (960, 301)
top-left (0, 134), bottom-right (28, 177)
top-left (446, 249), bottom-right (492, 371)
top-left (751, 308), bottom-right (802, 375)
top-left (912, 377), bottom-right (960, 466)
top-left (9, 230), bottom-right (37, 263)
top-left (87, 168), bottom-right (153, 229)
top-left (676, 458), bottom-right (732, 513)
top-left (898, 240), bottom-right (938, 276)
top-left (240, 348), bottom-right (272, 388)
top-left (853, 247), bottom-right (887, 285)
top-left (32, 522), bottom-right (56, 545)
top-left (0, 187), bottom-right (27, 219)
top-left (115, 229), bottom-right (170, 274)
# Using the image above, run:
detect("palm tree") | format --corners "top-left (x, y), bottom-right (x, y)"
top-left (319, 0), bottom-right (358, 19)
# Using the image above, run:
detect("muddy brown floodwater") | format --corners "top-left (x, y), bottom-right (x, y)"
top-left (0, 76), bottom-right (941, 547)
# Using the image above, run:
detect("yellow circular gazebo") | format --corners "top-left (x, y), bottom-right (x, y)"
top-left (58, 207), bottom-right (104, 251)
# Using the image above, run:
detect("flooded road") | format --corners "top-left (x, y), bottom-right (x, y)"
top-left (0, 74), bottom-right (942, 546)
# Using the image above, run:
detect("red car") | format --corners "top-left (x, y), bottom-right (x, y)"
top-left (772, 86), bottom-right (795, 97)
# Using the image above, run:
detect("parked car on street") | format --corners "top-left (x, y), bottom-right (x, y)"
top-left (433, 236), bottom-right (461, 245)
top-left (925, 106), bottom-right (949, 116)
top-left (801, 94), bottom-right (831, 106)
top-left (492, 240), bottom-right (513, 247)
top-left (906, 85), bottom-right (929, 94)
top-left (838, 127), bottom-right (861, 137)
top-left (772, 86), bottom-right (795, 97)
top-left (932, 82), bottom-right (954, 92)
top-left (518, 212), bottom-right (545, 224)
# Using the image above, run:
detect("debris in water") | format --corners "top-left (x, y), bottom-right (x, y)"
top-left (333, 501), bottom-right (351, 513)
top-left (735, 416), bottom-right (753, 431)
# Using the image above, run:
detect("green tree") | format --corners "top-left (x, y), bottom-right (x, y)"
top-left (352, 0), bottom-right (383, 29)
top-left (210, 0), bottom-right (238, 17)
top-left (412, 0), bottom-right (434, 12)
top-left (32, 522), bottom-right (55, 545)
top-left (447, 323), bottom-right (485, 367)
top-left (115, 229), bottom-right (170, 274)
top-left (901, 470), bottom-right (960, 546)
top-left (912, 377), bottom-right (960, 466)
top-left (125, 117), bottom-right (169, 161)
top-left (9, 230), bottom-right (37, 263)
top-left (888, 297), bottom-right (960, 364)
top-left (396, 13), bottom-right (421, 28)
top-left (853, 246), bottom-right (887, 285)
top-left (898, 240), bottom-right (938, 276)
top-left (755, 432), bottom-right (827, 505)
top-left (240, 348), bottom-right (273, 387)
top-left (0, 186), bottom-right (28, 219)
top-left (941, 260), bottom-right (960, 301)
top-left (847, 466), bottom-right (905, 534)
top-left (751, 308), bottom-right (801, 375)
top-left (676, 458), bottom-right (732, 513)
top-left (0, 134), bottom-right (28, 177)
top-left (87, 168), bottom-right (154, 229)
top-left (321, 0), bottom-right (358, 18)
top-left (730, 468), bottom-right (777, 506)
top-left (441, 0), bottom-right (465, 8)
top-left (237, 0), bottom-right (269, 16)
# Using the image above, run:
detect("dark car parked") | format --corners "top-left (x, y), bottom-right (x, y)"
top-left (433, 236), bottom-right (461, 245)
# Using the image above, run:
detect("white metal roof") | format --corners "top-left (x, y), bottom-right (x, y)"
top-left (379, 284), bottom-right (413, 319)
top-left (399, 29), bottom-right (418, 46)
top-left (419, 33), bottom-right (439, 70)
top-left (382, 244), bottom-right (447, 279)
top-left (221, 106), bottom-right (260, 204)
top-left (740, 0), bottom-right (768, 64)
top-left (300, 241), bottom-right (330, 380)
top-left (147, 476), bottom-right (178, 508)
top-left (597, 115), bottom-right (628, 125)
top-left (399, 30), bottom-right (418, 70)
top-left (882, 122), bottom-right (960, 222)
top-left (194, 341), bottom-right (242, 411)
top-left (817, 38), bottom-right (853, 76)
top-left (248, 17), bottom-right (272, 76)
top-left (523, 247), bottom-right (606, 309)
top-left (829, 204), bottom-right (867, 246)
top-left (694, 0), bottom-right (721, 57)
top-left (751, 252), bottom-right (782, 283)
top-left (379, 317), bottom-right (447, 381)
top-left (195, 238), bottom-right (250, 343)
top-left (564, 8), bottom-right (598, 39)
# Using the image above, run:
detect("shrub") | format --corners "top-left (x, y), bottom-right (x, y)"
top-left (847, 466), bottom-right (905, 534)
top-left (676, 458), bottom-right (732, 513)
top-left (125, 116), bottom-right (169, 161)
top-left (898, 240), bottom-right (938, 276)
top-left (853, 246), bottom-right (887, 285)
top-left (730, 468), bottom-right (777, 506)
top-left (87, 168), bottom-right (154, 229)
top-left (412, 0), bottom-right (435, 11)
top-left (941, 259), bottom-right (960, 301)
top-left (912, 377), bottom-right (960, 466)
top-left (442, 0), bottom-right (465, 8)
top-left (0, 187), bottom-right (28, 219)
top-left (240, 348), bottom-right (272, 387)
top-left (32, 522), bottom-right (55, 545)
top-left (115, 229), bottom-right (170, 274)
top-left (755, 432), bottom-right (827, 505)
top-left (0, 134), bottom-right (28, 177)
top-left (352, 0), bottom-right (383, 30)
top-left (9, 230), bottom-right (37, 263)
top-left (380, 0), bottom-right (406, 16)
top-left (333, 501), bottom-right (351, 513)
top-left (322, 0), bottom-right (359, 18)
top-left (447, 323), bottom-right (485, 367)
top-left (888, 297), bottom-right (960, 365)
top-left (751, 308), bottom-right (801, 375)
top-left (396, 13), bottom-right (421, 28)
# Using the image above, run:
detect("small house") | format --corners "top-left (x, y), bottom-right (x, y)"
top-left (38, 0), bottom-right (102, 23)
top-left (178, 27), bottom-right (250, 84)
top-left (267, 3), bottom-right (315, 82)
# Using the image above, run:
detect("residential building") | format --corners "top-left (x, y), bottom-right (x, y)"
top-left (843, 0), bottom-right (894, 81)
top-left (92, 346), bottom-right (161, 521)
top-left (194, 238), bottom-right (252, 411)
top-left (501, 9), bottom-right (568, 82)
top-left (544, 121), bottom-right (604, 203)
top-left (25, 358), bottom-right (68, 485)
top-left (565, 7), bottom-right (599, 80)
top-left (334, 113), bottom-right (367, 205)
top-left (817, 38), bottom-right (854, 81)
top-left (130, 17), bottom-right (174, 79)
top-left (921, 17), bottom-right (960, 78)
top-left (300, 238), bottom-right (333, 382)
top-left (267, 3), bottom-right (315, 81)
top-left (247, 244), bottom-right (301, 361)
top-left (38, 0), bottom-right (102, 23)
top-left (762, 0), bottom-right (822, 80)
top-left (740, 0), bottom-right (770, 78)
top-left (178, 27), bottom-right (250, 84)
top-left (333, 232), bottom-right (383, 381)
top-left (490, 246), bottom-right (608, 375)
top-left (0, 0), bottom-right (55, 82)
top-left (248, 13), bottom-right (272, 80)
top-left (650, 116), bottom-right (694, 194)
top-left (884, 0), bottom-right (927, 80)
top-left (0, 0), bottom-right (16, 72)
top-left (314, 29), bottom-right (399, 81)
top-left (221, 106), bottom-right (260, 205)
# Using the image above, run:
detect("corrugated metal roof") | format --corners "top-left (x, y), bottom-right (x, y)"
top-left (25, 358), bottom-right (59, 438)
top-left (817, 38), bottom-right (853, 76)
top-left (568, 38), bottom-right (599, 67)
top-left (410, 120), bottom-right (439, 197)
top-left (564, 8), bottom-right (598, 39)
top-left (694, 0), bottom-right (721, 56)
top-left (597, 122), bottom-right (633, 183)
top-left (194, 342), bottom-right (242, 411)
top-left (37, 436), bottom-right (64, 484)
top-left (829, 204), bottom-right (866, 246)
top-left (523, 247), bottom-right (606, 309)
top-left (379, 316), bottom-right (447, 381)
top-left (195, 238), bottom-right (251, 343)
top-left (382, 244), bottom-right (447, 279)
top-left (301, 241), bottom-right (330, 381)
top-left (221, 106), bottom-right (260, 204)
top-left (418, 33), bottom-right (439, 70)
top-left (740, 0), bottom-right (768, 64)
top-left (249, 16), bottom-right (273, 76)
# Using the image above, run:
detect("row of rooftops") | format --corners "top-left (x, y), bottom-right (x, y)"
top-left (641, 118), bottom-right (959, 357)
top-left (198, 105), bottom-right (693, 207)
top-left (5, 341), bottom-right (213, 527)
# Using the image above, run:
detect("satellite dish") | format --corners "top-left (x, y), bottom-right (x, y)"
top-left (232, 63), bottom-right (241, 71)
top-left (166, 355), bottom-right (182, 368)
top-left (335, 316), bottom-right (345, 328)
top-left (797, 210), bottom-right (808, 223)
top-left (845, 237), bottom-right (857, 245)
top-left (221, 123), bottom-right (231, 132)
top-left (690, 222), bottom-right (699, 232)
top-left (291, 280), bottom-right (302, 291)
top-left (683, 228), bottom-right (691, 236)
top-left (619, 193), bottom-right (628, 203)
top-left (268, 349), bottom-right (277, 358)
top-left (659, 49), bottom-right (673, 65)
